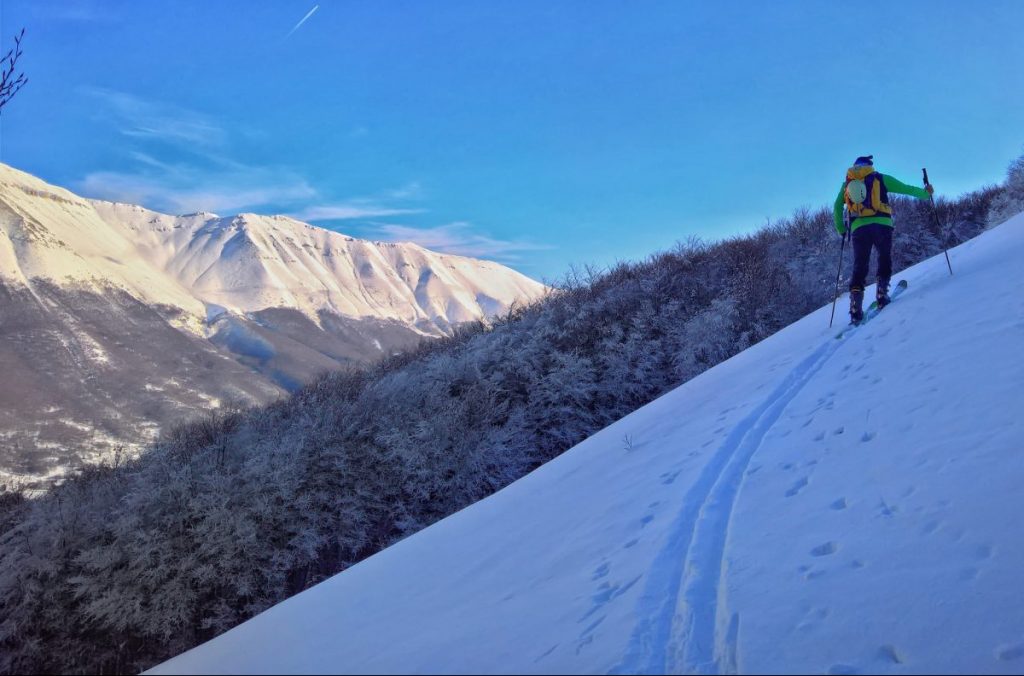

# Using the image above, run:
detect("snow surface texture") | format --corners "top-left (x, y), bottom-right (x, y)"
top-left (153, 212), bottom-right (1024, 675)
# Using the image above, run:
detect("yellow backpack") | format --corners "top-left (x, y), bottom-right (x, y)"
top-left (844, 165), bottom-right (893, 218)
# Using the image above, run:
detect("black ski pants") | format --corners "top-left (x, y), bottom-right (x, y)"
top-left (849, 223), bottom-right (893, 291)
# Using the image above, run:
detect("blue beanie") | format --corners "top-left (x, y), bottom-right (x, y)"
top-left (854, 155), bottom-right (874, 167)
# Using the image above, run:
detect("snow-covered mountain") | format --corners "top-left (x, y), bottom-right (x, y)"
top-left (0, 164), bottom-right (546, 484)
top-left (89, 202), bottom-right (543, 334)
top-left (154, 213), bottom-right (1024, 675)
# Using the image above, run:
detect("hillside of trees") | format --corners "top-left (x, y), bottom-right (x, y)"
top-left (0, 157), bottom-right (1019, 674)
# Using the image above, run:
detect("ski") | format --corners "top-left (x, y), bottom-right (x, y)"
top-left (835, 279), bottom-right (908, 340)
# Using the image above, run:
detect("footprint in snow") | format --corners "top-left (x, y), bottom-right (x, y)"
top-left (834, 426), bottom-right (845, 436)
top-left (785, 477), bottom-right (809, 498)
top-left (878, 645), bottom-right (904, 664)
top-left (591, 563), bottom-right (610, 580)
top-left (581, 616), bottom-right (606, 637)
top-left (997, 643), bottom-right (1024, 661)
top-left (860, 431), bottom-right (876, 443)
top-left (811, 542), bottom-right (838, 557)
top-left (534, 644), bottom-right (559, 663)
top-left (575, 634), bottom-right (594, 655)
top-left (830, 497), bottom-right (848, 510)
top-left (579, 575), bottom-right (642, 622)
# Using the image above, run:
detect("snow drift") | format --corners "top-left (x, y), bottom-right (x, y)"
top-left (154, 213), bottom-right (1024, 675)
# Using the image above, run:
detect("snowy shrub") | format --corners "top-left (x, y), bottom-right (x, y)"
top-left (987, 151), bottom-right (1024, 227)
top-left (0, 173), bottom-right (1002, 675)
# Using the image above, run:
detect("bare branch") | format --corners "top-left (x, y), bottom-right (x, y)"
top-left (0, 28), bottom-right (28, 112)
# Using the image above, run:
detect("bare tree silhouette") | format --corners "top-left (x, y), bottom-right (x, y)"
top-left (0, 28), bottom-right (27, 113)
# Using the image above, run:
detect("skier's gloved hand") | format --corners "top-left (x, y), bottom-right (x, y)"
top-left (925, 183), bottom-right (935, 195)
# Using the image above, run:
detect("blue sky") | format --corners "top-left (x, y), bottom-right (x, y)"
top-left (2, 1), bottom-right (1022, 281)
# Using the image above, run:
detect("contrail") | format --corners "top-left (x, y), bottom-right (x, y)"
top-left (286, 4), bottom-right (319, 39)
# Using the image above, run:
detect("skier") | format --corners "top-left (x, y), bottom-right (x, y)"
top-left (834, 155), bottom-right (934, 323)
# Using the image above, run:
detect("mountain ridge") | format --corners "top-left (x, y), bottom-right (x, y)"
top-left (0, 163), bottom-right (547, 484)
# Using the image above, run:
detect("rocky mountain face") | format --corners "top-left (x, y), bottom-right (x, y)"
top-left (0, 164), bottom-right (546, 485)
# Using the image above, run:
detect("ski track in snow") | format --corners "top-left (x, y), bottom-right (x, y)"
top-left (614, 304), bottom-right (884, 675)
top-left (151, 215), bottom-right (1024, 676)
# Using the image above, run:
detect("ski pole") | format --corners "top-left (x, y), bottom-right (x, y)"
top-left (829, 229), bottom-right (847, 328)
top-left (922, 168), bottom-right (953, 276)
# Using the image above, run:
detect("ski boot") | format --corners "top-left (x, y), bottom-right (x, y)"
top-left (876, 280), bottom-right (891, 309)
top-left (849, 287), bottom-right (865, 324)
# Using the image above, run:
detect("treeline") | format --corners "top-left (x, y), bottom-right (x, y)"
top-left (0, 159), bottom-right (1018, 674)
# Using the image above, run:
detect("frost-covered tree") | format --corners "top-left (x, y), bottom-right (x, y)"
top-left (988, 152), bottom-right (1024, 227)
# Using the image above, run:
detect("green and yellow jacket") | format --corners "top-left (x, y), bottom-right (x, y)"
top-left (833, 171), bottom-right (931, 236)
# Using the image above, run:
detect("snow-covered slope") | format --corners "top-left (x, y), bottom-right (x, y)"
top-left (0, 164), bottom-right (206, 331)
top-left (154, 213), bottom-right (1024, 675)
top-left (0, 163), bottom-right (546, 484)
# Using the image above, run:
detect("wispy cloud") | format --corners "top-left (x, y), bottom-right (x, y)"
top-left (290, 181), bottom-right (427, 222)
top-left (367, 222), bottom-right (552, 262)
top-left (74, 88), bottom-right (428, 223)
top-left (381, 181), bottom-right (423, 200)
top-left (291, 203), bottom-right (424, 221)
top-left (82, 87), bottom-right (226, 147)
top-left (78, 167), bottom-right (317, 215)
top-left (74, 89), bottom-right (317, 213)
top-left (31, 1), bottom-right (118, 23)
top-left (286, 4), bottom-right (320, 39)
